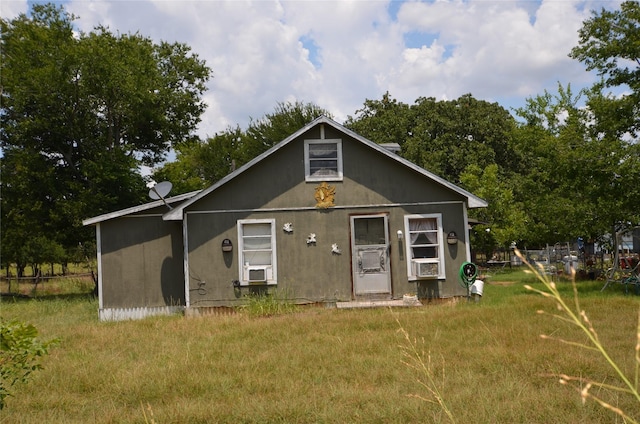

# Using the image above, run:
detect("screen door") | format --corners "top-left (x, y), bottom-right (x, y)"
top-left (351, 214), bottom-right (391, 295)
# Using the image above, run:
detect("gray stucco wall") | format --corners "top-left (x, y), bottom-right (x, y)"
top-left (99, 214), bottom-right (185, 309)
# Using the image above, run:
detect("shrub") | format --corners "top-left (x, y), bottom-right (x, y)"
top-left (0, 318), bottom-right (58, 409)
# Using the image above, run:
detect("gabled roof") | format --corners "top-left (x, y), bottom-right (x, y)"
top-left (163, 116), bottom-right (487, 221)
top-left (83, 190), bottom-right (201, 226)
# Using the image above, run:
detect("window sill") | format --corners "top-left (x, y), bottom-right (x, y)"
top-left (408, 276), bottom-right (443, 281)
top-left (238, 281), bottom-right (278, 287)
top-left (305, 176), bottom-right (343, 183)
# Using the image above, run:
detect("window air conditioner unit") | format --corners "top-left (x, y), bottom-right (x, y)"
top-left (414, 261), bottom-right (439, 278)
top-left (249, 268), bottom-right (266, 282)
top-left (244, 266), bottom-right (271, 283)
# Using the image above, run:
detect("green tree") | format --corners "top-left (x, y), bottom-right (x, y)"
top-left (568, 0), bottom-right (640, 234)
top-left (154, 101), bottom-right (331, 190)
top-left (511, 83), bottom-right (639, 247)
top-left (0, 4), bottom-right (211, 261)
top-left (570, 0), bottom-right (640, 135)
top-left (1, 151), bottom-right (43, 276)
top-left (413, 95), bottom-right (518, 184)
top-left (244, 101), bottom-right (333, 158)
top-left (345, 92), bottom-right (414, 145)
top-left (152, 126), bottom-right (246, 193)
top-left (346, 93), bottom-right (518, 185)
top-left (460, 164), bottom-right (527, 256)
top-left (511, 85), bottom-right (584, 246)
top-left (582, 88), bottom-right (640, 233)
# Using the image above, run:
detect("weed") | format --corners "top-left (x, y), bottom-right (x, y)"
top-left (394, 311), bottom-right (455, 423)
top-left (241, 288), bottom-right (298, 318)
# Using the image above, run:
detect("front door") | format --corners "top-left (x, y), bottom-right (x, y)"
top-left (351, 214), bottom-right (391, 295)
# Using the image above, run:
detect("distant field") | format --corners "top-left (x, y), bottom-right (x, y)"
top-left (1, 263), bottom-right (96, 298)
top-left (1, 275), bottom-right (638, 423)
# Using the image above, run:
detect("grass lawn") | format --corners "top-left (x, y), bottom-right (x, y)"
top-left (1, 271), bottom-right (638, 423)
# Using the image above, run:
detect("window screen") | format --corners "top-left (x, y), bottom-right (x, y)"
top-left (305, 139), bottom-right (343, 181)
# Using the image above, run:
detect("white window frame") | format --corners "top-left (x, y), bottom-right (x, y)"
top-left (237, 219), bottom-right (277, 286)
top-left (304, 139), bottom-right (343, 182)
top-left (404, 214), bottom-right (446, 280)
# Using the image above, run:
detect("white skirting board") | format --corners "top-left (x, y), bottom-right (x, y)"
top-left (99, 305), bottom-right (184, 321)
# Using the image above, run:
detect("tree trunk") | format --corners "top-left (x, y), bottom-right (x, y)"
top-left (31, 269), bottom-right (41, 296)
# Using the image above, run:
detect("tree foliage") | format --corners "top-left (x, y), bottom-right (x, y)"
top-left (2, 1), bottom-right (639, 264)
top-left (346, 93), bottom-right (518, 185)
top-left (344, 92), bottom-right (414, 146)
top-left (153, 101), bottom-right (331, 191)
top-left (570, 0), bottom-right (640, 135)
top-left (0, 3), bottom-right (211, 262)
top-left (460, 164), bottom-right (526, 257)
top-left (0, 319), bottom-right (57, 410)
top-left (569, 1), bottom-right (640, 234)
top-left (512, 81), bottom-right (640, 248)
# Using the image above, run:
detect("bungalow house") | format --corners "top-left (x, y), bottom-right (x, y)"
top-left (83, 116), bottom-right (487, 321)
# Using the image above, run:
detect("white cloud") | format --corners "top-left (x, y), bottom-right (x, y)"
top-left (0, 0), bottom-right (27, 18)
top-left (388, 0), bottom-right (606, 107)
top-left (1, 0), bottom-right (624, 136)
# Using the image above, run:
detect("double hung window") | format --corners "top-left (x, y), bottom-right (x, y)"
top-left (304, 139), bottom-right (343, 181)
top-left (404, 214), bottom-right (445, 279)
top-left (237, 219), bottom-right (277, 285)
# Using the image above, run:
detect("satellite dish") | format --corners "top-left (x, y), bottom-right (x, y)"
top-left (148, 181), bottom-right (173, 210)
top-left (149, 181), bottom-right (172, 200)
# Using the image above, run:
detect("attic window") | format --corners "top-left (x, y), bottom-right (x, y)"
top-left (304, 139), bottom-right (343, 182)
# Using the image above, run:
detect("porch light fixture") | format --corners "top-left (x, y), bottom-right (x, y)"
top-left (222, 238), bottom-right (233, 252)
top-left (447, 231), bottom-right (458, 245)
top-left (397, 230), bottom-right (403, 240)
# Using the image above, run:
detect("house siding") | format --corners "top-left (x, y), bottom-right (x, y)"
top-left (183, 129), bottom-right (471, 308)
top-left (185, 202), bottom-right (468, 308)
top-left (85, 117), bottom-right (484, 319)
top-left (188, 130), bottom-right (458, 214)
top-left (99, 215), bottom-right (184, 309)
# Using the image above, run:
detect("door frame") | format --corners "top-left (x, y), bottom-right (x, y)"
top-left (349, 212), bottom-right (392, 297)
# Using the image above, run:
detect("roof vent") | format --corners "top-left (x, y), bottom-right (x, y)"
top-left (380, 143), bottom-right (401, 154)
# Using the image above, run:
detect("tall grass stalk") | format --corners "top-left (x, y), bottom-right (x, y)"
top-left (519, 249), bottom-right (640, 423)
top-left (141, 402), bottom-right (157, 424)
top-left (394, 312), bottom-right (455, 423)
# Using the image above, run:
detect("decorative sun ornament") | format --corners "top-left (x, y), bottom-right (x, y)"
top-left (314, 182), bottom-right (336, 208)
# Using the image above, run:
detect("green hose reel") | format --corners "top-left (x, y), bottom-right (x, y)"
top-left (459, 262), bottom-right (478, 300)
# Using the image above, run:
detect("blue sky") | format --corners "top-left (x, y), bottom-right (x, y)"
top-left (3, 0), bottom-right (624, 141)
